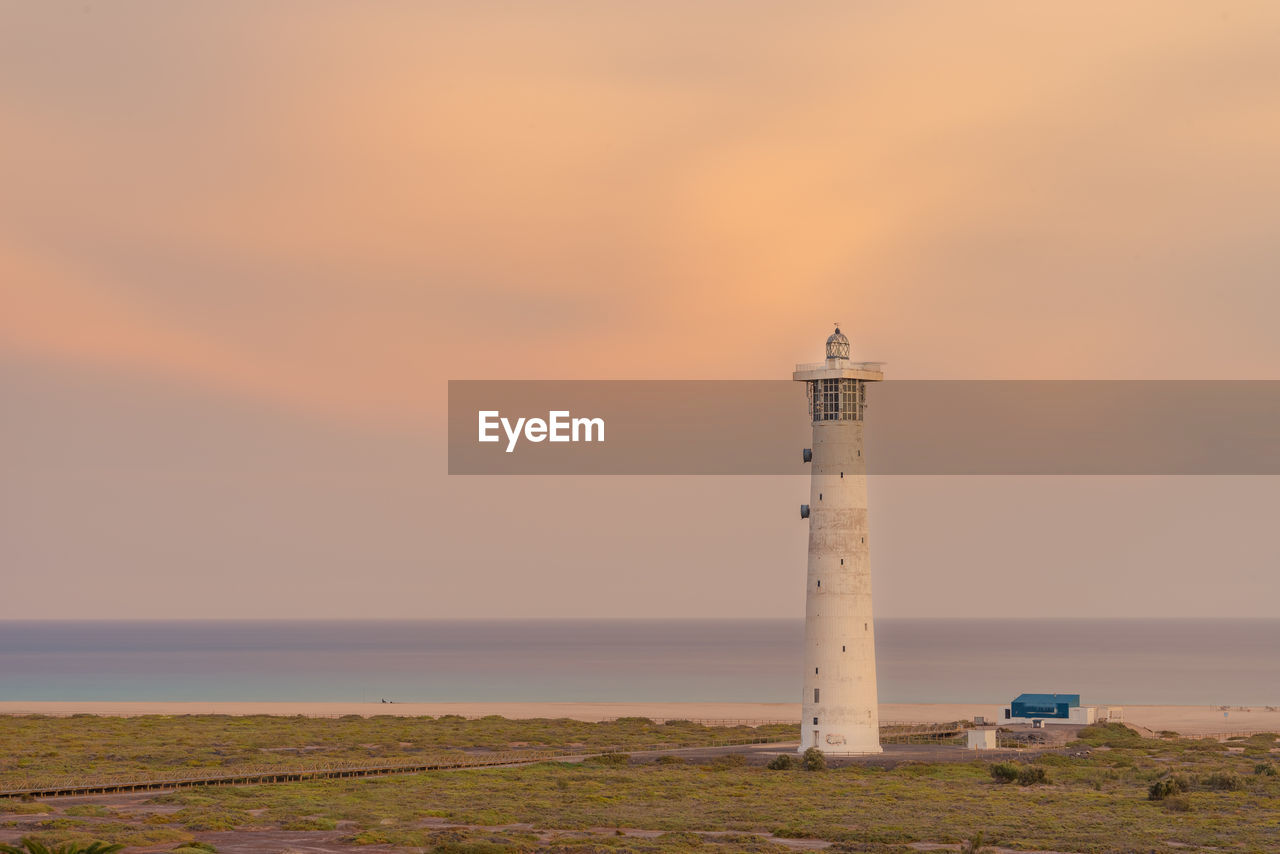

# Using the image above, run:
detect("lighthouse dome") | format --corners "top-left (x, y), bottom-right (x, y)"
top-left (825, 326), bottom-right (850, 360)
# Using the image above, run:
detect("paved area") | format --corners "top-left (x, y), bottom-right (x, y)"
top-left (629, 739), bottom-right (1059, 766)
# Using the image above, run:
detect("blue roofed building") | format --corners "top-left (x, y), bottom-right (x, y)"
top-left (1004, 692), bottom-right (1096, 725)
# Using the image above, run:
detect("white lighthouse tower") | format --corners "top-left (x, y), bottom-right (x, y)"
top-left (793, 326), bottom-right (884, 754)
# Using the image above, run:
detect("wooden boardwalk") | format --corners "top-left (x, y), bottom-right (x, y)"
top-left (0, 724), bottom-right (970, 800)
top-left (0, 751), bottom-right (560, 800)
top-left (0, 734), bottom-right (796, 800)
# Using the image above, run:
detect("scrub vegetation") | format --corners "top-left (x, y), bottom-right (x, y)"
top-left (2, 720), bottom-right (1279, 853)
top-left (0, 715), bottom-right (797, 787)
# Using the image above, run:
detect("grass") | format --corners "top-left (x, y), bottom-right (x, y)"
top-left (0, 715), bottom-right (797, 788)
top-left (2, 718), bottom-right (1279, 853)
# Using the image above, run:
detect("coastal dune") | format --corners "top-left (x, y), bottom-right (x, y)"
top-left (2, 701), bottom-right (1276, 736)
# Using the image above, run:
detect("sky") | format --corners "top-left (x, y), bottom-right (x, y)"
top-left (3, 2), bottom-right (1280, 619)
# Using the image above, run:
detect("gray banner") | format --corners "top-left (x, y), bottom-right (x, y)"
top-left (447, 380), bottom-right (1280, 475)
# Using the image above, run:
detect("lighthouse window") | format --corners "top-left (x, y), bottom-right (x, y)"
top-left (813, 717), bottom-right (819, 725)
top-left (842, 645), bottom-right (846, 652)
top-left (817, 580), bottom-right (821, 588)
top-left (840, 472), bottom-right (844, 478)
top-left (815, 667), bottom-right (819, 674)
top-left (811, 378), bottom-right (867, 421)
top-left (865, 623), bottom-right (869, 631)
top-left (840, 558), bottom-right (844, 565)
top-left (814, 689), bottom-right (820, 702)
top-left (819, 493), bottom-right (822, 500)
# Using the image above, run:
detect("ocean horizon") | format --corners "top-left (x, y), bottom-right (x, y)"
top-left (1, 618), bottom-right (1276, 707)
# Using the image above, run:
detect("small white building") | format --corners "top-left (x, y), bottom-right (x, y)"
top-left (966, 727), bottom-right (998, 750)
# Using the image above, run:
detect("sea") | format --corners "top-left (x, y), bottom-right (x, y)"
top-left (0, 619), bottom-right (1276, 707)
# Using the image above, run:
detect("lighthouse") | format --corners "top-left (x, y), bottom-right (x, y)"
top-left (793, 326), bottom-right (884, 754)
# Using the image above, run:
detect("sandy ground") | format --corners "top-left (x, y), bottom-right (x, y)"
top-left (2, 700), bottom-right (1277, 735)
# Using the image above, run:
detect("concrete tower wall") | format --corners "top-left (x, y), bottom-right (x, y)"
top-left (801, 419), bottom-right (881, 754)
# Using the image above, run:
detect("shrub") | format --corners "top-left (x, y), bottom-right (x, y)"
top-left (653, 754), bottom-right (685, 765)
top-left (1074, 722), bottom-right (1147, 748)
top-left (1017, 766), bottom-right (1049, 786)
top-left (428, 843), bottom-right (522, 854)
top-left (705, 754), bottom-right (745, 770)
top-left (766, 754), bottom-right (795, 770)
top-left (1254, 762), bottom-right (1277, 777)
top-left (1203, 771), bottom-right (1244, 791)
top-left (1162, 796), bottom-right (1193, 812)
top-left (0, 804), bottom-right (52, 816)
top-left (801, 747), bottom-right (826, 772)
top-left (281, 817), bottom-right (338, 831)
top-left (1149, 775), bottom-right (1189, 800)
top-left (990, 762), bottom-right (1020, 783)
top-left (771, 824), bottom-right (826, 839)
top-left (0, 842), bottom-right (125, 854)
top-left (586, 753), bottom-right (629, 766)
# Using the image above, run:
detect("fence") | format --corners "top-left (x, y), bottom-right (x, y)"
top-left (1177, 730), bottom-right (1278, 742)
top-left (0, 712), bottom-right (794, 728)
top-left (878, 721), bottom-right (965, 744)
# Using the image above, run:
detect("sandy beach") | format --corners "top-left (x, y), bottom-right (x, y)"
top-left (2, 701), bottom-right (1276, 736)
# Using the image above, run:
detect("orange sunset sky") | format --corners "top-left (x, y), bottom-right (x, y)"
top-left (3, 2), bottom-right (1280, 619)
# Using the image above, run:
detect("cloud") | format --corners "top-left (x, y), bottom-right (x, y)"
top-left (3, 2), bottom-right (1280, 619)
top-left (3, 0), bottom-right (1280, 410)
